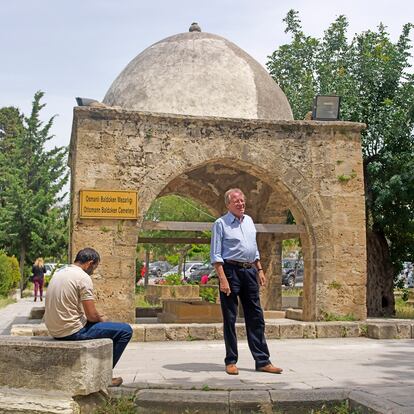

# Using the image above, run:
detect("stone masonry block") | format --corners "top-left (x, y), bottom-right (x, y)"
top-left (165, 326), bottom-right (189, 341)
top-left (229, 390), bottom-right (271, 413)
top-left (316, 323), bottom-right (344, 338)
top-left (302, 323), bottom-right (317, 339)
top-left (214, 325), bottom-right (224, 340)
top-left (10, 324), bottom-right (35, 337)
top-left (145, 326), bottom-right (166, 342)
top-left (395, 323), bottom-right (411, 339)
top-left (0, 336), bottom-right (112, 396)
top-left (29, 306), bottom-right (45, 320)
top-left (236, 324), bottom-right (247, 339)
top-left (188, 325), bottom-right (216, 340)
top-left (280, 323), bottom-right (304, 339)
top-left (135, 389), bottom-right (229, 414)
top-left (367, 324), bottom-right (397, 339)
top-left (131, 325), bottom-right (145, 342)
top-left (0, 388), bottom-right (80, 414)
top-left (265, 324), bottom-right (280, 339)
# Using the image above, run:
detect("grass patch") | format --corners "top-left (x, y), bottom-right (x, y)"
top-left (0, 296), bottom-right (15, 309)
top-left (320, 312), bottom-right (356, 322)
top-left (135, 285), bottom-right (152, 308)
top-left (92, 396), bottom-right (136, 414)
top-left (282, 287), bottom-right (303, 297)
top-left (394, 297), bottom-right (414, 319)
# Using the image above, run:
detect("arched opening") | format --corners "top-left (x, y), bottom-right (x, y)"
top-left (137, 158), bottom-right (315, 319)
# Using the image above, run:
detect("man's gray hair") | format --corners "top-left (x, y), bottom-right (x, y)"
top-left (224, 188), bottom-right (245, 205)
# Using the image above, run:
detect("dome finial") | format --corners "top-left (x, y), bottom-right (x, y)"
top-left (189, 22), bottom-right (201, 32)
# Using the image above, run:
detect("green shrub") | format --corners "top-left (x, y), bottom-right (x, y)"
top-left (163, 274), bottom-right (184, 285)
top-left (200, 286), bottom-right (218, 303)
top-left (0, 251), bottom-right (21, 296)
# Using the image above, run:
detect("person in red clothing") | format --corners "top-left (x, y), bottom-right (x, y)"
top-left (32, 257), bottom-right (46, 302)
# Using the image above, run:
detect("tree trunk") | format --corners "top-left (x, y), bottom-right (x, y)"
top-left (366, 229), bottom-right (395, 317)
top-left (19, 244), bottom-right (26, 291)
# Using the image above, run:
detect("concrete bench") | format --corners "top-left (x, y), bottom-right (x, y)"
top-left (0, 336), bottom-right (112, 397)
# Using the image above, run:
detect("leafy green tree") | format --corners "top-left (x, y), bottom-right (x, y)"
top-left (0, 92), bottom-right (69, 285)
top-left (267, 11), bottom-right (414, 315)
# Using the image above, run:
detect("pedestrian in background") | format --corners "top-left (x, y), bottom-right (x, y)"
top-left (32, 257), bottom-right (46, 302)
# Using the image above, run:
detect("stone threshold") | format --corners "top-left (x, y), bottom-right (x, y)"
top-left (10, 318), bottom-right (414, 341)
top-left (108, 387), bottom-right (401, 414)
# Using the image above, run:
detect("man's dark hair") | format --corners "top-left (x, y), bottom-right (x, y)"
top-left (74, 248), bottom-right (100, 264)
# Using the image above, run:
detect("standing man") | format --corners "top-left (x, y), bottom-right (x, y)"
top-left (211, 188), bottom-right (282, 375)
top-left (44, 247), bottom-right (132, 387)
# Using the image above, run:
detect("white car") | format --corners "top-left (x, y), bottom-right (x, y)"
top-left (162, 262), bottom-right (204, 278)
top-left (44, 263), bottom-right (57, 276)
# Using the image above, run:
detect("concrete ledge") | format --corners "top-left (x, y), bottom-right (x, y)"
top-left (0, 336), bottom-right (112, 396)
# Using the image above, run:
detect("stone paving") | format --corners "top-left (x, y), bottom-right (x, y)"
top-left (2, 298), bottom-right (414, 413)
top-left (111, 337), bottom-right (414, 413)
top-left (0, 295), bottom-right (40, 335)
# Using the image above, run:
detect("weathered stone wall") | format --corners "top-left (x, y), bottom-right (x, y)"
top-left (69, 107), bottom-right (366, 322)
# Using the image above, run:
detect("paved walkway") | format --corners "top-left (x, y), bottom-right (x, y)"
top-left (2, 298), bottom-right (414, 412)
top-left (112, 338), bottom-right (414, 412)
top-left (0, 295), bottom-right (40, 335)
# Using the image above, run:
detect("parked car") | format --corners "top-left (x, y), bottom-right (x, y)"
top-left (187, 263), bottom-right (215, 283)
top-left (148, 261), bottom-right (172, 277)
top-left (44, 263), bottom-right (57, 276)
top-left (282, 259), bottom-right (304, 287)
top-left (162, 262), bottom-right (204, 278)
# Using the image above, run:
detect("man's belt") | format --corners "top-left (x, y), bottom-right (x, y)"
top-left (224, 260), bottom-right (255, 269)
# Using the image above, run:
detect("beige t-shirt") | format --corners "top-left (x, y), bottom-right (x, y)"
top-left (44, 264), bottom-right (94, 338)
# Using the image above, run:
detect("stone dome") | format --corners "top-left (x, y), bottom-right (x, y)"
top-left (103, 26), bottom-right (293, 120)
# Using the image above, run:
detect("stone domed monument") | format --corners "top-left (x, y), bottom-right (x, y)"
top-left (103, 23), bottom-right (293, 120)
top-left (70, 24), bottom-right (367, 324)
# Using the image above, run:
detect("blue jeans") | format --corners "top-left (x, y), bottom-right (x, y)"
top-left (57, 321), bottom-right (132, 367)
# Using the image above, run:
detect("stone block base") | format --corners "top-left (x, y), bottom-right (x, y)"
top-left (29, 306), bottom-right (45, 319)
top-left (158, 300), bottom-right (222, 323)
top-left (0, 388), bottom-right (80, 414)
top-left (0, 336), bottom-right (112, 396)
top-left (264, 310), bottom-right (286, 319)
top-left (285, 309), bottom-right (303, 320)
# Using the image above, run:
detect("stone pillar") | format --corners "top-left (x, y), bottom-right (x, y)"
top-left (257, 234), bottom-right (282, 310)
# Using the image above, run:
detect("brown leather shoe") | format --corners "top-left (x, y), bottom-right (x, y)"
top-left (109, 377), bottom-right (123, 387)
top-left (225, 364), bottom-right (239, 375)
top-left (256, 364), bottom-right (283, 374)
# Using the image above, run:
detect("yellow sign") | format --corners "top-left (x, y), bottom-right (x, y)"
top-left (79, 190), bottom-right (138, 219)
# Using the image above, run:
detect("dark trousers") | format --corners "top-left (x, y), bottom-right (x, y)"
top-left (57, 321), bottom-right (132, 368)
top-left (220, 263), bottom-right (271, 369)
top-left (33, 277), bottom-right (44, 299)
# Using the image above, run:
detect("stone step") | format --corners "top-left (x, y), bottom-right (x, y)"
top-left (10, 320), bottom-right (414, 341)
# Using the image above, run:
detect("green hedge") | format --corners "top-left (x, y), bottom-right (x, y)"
top-left (0, 251), bottom-right (21, 296)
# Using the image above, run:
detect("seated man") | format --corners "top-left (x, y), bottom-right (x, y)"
top-left (44, 247), bottom-right (132, 387)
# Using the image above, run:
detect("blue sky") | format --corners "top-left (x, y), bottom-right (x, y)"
top-left (1, 0), bottom-right (413, 149)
